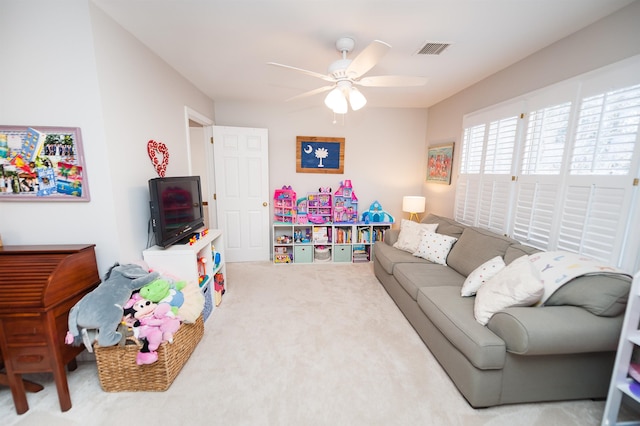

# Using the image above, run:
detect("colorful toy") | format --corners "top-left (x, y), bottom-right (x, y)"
top-left (307, 187), bottom-right (332, 224)
top-left (274, 185), bottom-right (297, 223)
top-left (333, 179), bottom-right (359, 223)
top-left (296, 197), bottom-right (308, 223)
top-left (214, 272), bottom-right (225, 306)
top-left (361, 200), bottom-right (395, 223)
top-left (65, 264), bottom-right (160, 351)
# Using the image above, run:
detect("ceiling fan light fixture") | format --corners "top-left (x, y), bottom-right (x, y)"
top-left (325, 87), bottom-right (348, 114)
top-left (349, 87), bottom-right (367, 111)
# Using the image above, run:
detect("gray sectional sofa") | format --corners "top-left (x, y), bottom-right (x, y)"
top-left (373, 213), bottom-right (631, 408)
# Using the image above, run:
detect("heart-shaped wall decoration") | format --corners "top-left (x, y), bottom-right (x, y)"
top-left (147, 140), bottom-right (170, 177)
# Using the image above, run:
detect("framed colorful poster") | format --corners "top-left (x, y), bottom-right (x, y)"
top-left (426, 143), bottom-right (454, 185)
top-left (0, 126), bottom-right (90, 201)
top-left (296, 136), bottom-right (344, 174)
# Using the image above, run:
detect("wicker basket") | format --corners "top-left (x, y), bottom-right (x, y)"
top-left (94, 315), bottom-right (204, 392)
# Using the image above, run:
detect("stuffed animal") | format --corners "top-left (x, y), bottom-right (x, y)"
top-left (133, 303), bottom-right (182, 365)
top-left (177, 281), bottom-right (205, 323)
top-left (140, 278), bottom-right (187, 314)
top-left (65, 263), bottom-right (159, 351)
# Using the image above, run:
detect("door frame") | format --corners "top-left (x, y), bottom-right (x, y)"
top-left (184, 106), bottom-right (216, 229)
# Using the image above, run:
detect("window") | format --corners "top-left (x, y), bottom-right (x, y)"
top-left (456, 56), bottom-right (640, 272)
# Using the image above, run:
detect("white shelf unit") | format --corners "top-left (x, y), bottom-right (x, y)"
top-left (272, 222), bottom-right (392, 264)
top-left (602, 270), bottom-right (640, 426)
top-left (142, 228), bottom-right (225, 321)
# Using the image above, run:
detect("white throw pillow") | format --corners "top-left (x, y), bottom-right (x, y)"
top-left (393, 219), bottom-right (439, 253)
top-left (413, 231), bottom-right (457, 265)
top-left (474, 255), bottom-right (544, 325)
top-left (460, 256), bottom-right (506, 297)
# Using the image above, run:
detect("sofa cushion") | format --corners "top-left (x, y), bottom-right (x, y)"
top-left (413, 231), bottom-right (458, 265)
top-left (394, 263), bottom-right (465, 300)
top-left (417, 286), bottom-right (506, 370)
top-left (543, 274), bottom-right (631, 317)
top-left (373, 240), bottom-right (428, 275)
top-left (504, 243), bottom-right (540, 265)
top-left (461, 255), bottom-right (506, 297)
top-left (474, 255), bottom-right (544, 325)
top-left (447, 227), bottom-right (513, 277)
top-left (421, 214), bottom-right (465, 239)
top-left (393, 219), bottom-right (439, 253)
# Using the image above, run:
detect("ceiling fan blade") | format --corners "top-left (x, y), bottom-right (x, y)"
top-left (267, 62), bottom-right (335, 83)
top-left (356, 75), bottom-right (428, 87)
top-left (346, 40), bottom-right (391, 79)
top-left (285, 85), bottom-right (334, 102)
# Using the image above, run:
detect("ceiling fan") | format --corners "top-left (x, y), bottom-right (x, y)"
top-left (267, 37), bottom-right (427, 113)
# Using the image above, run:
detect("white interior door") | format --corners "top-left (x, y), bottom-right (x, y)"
top-left (211, 126), bottom-right (270, 262)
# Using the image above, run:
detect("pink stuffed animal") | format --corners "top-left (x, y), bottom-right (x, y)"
top-left (133, 303), bottom-right (181, 365)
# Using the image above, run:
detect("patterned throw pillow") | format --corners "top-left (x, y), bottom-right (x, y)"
top-left (393, 219), bottom-right (439, 253)
top-left (460, 256), bottom-right (506, 297)
top-left (413, 231), bottom-right (458, 265)
top-left (474, 255), bottom-right (544, 325)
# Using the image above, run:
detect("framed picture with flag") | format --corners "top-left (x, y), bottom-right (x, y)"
top-left (0, 125), bottom-right (90, 201)
top-left (296, 136), bottom-right (345, 174)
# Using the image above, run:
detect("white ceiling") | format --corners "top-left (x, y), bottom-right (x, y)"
top-left (92, 0), bottom-right (634, 109)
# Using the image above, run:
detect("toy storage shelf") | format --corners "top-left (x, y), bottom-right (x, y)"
top-left (272, 222), bottom-right (392, 264)
top-left (143, 228), bottom-right (225, 321)
top-left (602, 270), bottom-right (640, 425)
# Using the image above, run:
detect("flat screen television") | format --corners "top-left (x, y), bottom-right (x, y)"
top-left (149, 176), bottom-right (205, 248)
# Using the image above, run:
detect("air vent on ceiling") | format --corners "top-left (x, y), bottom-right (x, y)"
top-left (416, 42), bottom-right (451, 55)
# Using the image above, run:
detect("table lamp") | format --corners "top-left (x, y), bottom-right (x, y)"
top-left (402, 196), bottom-right (426, 222)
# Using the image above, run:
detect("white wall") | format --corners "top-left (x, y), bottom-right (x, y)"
top-left (0, 1), bottom-right (215, 275)
top-left (424, 0), bottom-right (640, 218)
top-left (89, 3), bottom-right (214, 266)
top-left (0, 1), bottom-right (119, 272)
top-left (214, 101), bottom-right (428, 223)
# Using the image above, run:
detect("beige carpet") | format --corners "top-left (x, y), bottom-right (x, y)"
top-left (1, 261), bottom-right (613, 425)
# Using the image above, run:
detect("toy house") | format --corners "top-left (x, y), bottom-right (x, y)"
top-left (361, 200), bottom-right (395, 224)
top-left (307, 187), bottom-right (332, 224)
top-left (333, 179), bottom-right (358, 223)
top-left (273, 185), bottom-right (296, 223)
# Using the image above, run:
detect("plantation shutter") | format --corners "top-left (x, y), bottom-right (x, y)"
top-left (556, 82), bottom-right (640, 265)
top-left (455, 124), bottom-right (485, 225)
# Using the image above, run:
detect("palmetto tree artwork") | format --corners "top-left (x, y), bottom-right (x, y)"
top-left (315, 147), bottom-right (329, 167)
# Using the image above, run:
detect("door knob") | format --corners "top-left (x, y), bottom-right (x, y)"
top-left (263, 202), bottom-right (268, 206)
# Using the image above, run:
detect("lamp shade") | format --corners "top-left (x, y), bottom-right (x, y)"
top-left (324, 87), bottom-right (348, 114)
top-left (349, 87), bottom-right (367, 111)
top-left (402, 196), bottom-right (426, 213)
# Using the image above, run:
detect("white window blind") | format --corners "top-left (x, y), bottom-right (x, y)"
top-left (455, 56), bottom-right (640, 271)
top-left (571, 84), bottom-right (640, 175)
top-left (521, 102), bottom-right (572, 175)
top-left (484, 116), bottom-right (518, 174)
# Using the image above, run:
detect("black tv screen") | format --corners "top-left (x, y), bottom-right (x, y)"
top-left (149, 176), bottom-right (205, 248)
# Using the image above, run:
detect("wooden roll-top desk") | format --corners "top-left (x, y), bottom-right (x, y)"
top-left (0, 244), bottom-right (100, 414)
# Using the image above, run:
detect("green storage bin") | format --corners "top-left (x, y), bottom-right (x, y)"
top-left (333, 245), bottom-right (352, 263)
top-left (294, 245), bottom-right (313, 263)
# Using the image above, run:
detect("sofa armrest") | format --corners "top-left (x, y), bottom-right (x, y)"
top-left (487, 305), bottom-right (622, 355)
top-left (384, 229), bottom-right (400, 246)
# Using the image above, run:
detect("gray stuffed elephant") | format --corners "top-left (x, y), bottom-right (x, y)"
top-left (66, 263), bottom-right (160, 351)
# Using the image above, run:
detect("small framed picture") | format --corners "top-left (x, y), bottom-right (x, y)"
top-left (0, 125), bottom-right (90, 201)
top-left (426, 143), bottom-right (454, 185)
top-left (296, 136), bottom-right (345, 174)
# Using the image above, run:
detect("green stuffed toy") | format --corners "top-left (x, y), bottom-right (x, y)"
top-left (140, 278), bottom-right (187, 315)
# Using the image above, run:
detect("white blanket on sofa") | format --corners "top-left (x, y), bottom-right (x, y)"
top-left (528, 251), bottom-right (629, 305)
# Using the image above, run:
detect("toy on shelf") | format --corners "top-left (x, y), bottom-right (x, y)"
top-left (333, 179), bottom-right (359, 223)
top-left (361, 200), bottom-right (395, 224)
top-left (307, 187), bottom-right (332, 224)
top-left (273, 185), bottom-right (297, 223)
top-left (189, 228), bottom-right (209, 245)
top-left (214, 272), bottom-right (225, 306)
top-left (296, 197), bottom-right (308, 224)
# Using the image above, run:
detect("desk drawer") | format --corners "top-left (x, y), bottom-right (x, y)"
top-left (0, 317), bottom-right (47, 344)
top-left (5, 344), bottom-right (51, 372)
